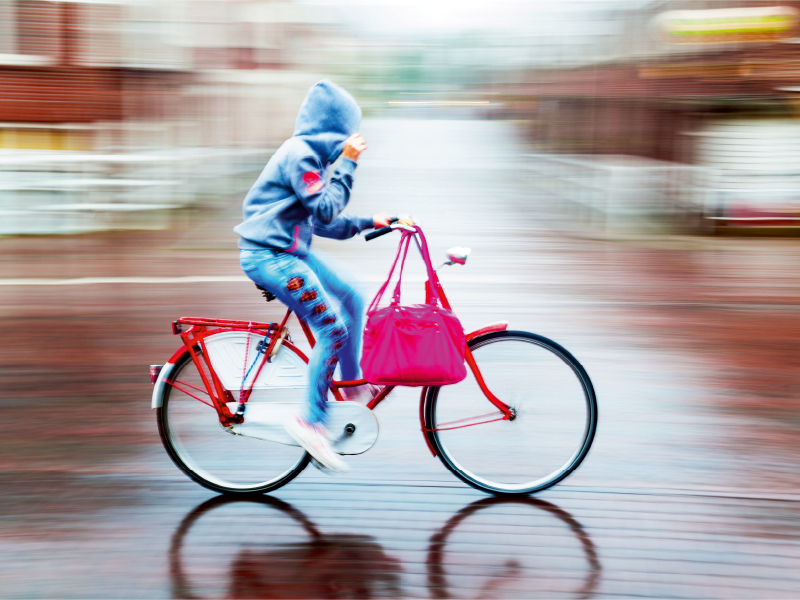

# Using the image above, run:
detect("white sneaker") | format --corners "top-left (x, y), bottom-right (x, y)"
top-left (284, 415), bottom-right (350, 472)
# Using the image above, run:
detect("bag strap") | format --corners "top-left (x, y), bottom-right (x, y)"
top-left (367, 230), bottom-right (413, 313)
top-left (390, 233), bottom-right (413, 304)
top-left (367, 226), bottom-right (443, 311)
top-left (390, 226), bottom-right (442, 306)
top-left (410, 226), bottom-right (442, 306)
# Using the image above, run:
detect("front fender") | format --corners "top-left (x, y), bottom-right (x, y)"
top-left (466, 321), bottom-right (508, 341)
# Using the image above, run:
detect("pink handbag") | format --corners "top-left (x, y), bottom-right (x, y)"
top-left (360, 226), bottom-right (467, 386)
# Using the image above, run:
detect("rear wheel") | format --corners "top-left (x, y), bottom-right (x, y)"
top-left (426, 330), bottom-right (597, 495)
top-left (157, 348), bottom-right (310, 494)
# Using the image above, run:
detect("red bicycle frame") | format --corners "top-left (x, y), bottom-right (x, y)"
top-left (166, 242), bottom-right (511, 451)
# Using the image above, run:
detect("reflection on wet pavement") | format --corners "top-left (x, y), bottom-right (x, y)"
top-left (427, 497), bottom-right (601, 599)
top-left (168, 494), bottom-right (602, 600)
top-left (6, 479), bottom-right (800, 598)
top-left (170, 495), bottom-right (401, 599)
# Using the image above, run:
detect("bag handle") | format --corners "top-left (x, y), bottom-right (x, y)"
top-left (390, 233), bottom-right (413, 305)
top-left (411, 226), bottom-right (443, 306)
top-left (367, 226), bottom-right (442, 311)
top-left (390, 226), bottom-right (442, 306)
top-left (367, 230), bottom-right (413, 313)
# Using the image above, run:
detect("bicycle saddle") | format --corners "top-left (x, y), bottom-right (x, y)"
top-left (255, 284), bottom-right (276, 302)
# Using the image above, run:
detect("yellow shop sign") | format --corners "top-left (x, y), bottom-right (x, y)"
top-left (652, 6), bottom-right (800, 44)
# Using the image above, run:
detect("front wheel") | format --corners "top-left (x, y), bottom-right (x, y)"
top-left (425, 330), bottom-right (598, 495)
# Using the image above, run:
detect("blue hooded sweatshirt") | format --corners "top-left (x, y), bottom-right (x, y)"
top-left (234, 80), bottom-right (373, 255)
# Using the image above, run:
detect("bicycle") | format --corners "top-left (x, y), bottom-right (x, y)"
top-left (150, 222), bottom-right (598, 496)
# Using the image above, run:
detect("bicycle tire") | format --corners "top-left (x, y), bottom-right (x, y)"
top-left (157, 347), bottom-right (310, 495)
top-left (425, 330), bottom-right (598, 496)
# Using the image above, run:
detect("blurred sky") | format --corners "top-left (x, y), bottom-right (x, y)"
top-left (306, 0), bottom-right (642, 37)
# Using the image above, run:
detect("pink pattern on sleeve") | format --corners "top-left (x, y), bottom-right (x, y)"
top-left (302, 171), bottom-right (323, 194)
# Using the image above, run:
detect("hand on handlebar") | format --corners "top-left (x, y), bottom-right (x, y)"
top-left (365, 215), bottom-right (417, 241)
top-left (395, 216), bottom-right (415, 228)
top-left (373, 213), bottom-right (392, 229)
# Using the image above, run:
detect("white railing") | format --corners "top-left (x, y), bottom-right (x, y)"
top-left (526, 154), bottom-right (707, 233)
top-left (0, 147), bottom-right (270, 235)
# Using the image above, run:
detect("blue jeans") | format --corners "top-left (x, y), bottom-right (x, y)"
top-left (239, 248), bottom-right (365, 425)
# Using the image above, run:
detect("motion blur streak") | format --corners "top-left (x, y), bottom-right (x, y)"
top-left (1, 1), bottom-right (800, 598)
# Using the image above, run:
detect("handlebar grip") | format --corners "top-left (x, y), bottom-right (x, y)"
top-left (365, 225), bottom-right (393, 241)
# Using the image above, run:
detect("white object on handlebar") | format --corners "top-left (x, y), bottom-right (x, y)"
top-left (446, 247), bottom-right (471, 265)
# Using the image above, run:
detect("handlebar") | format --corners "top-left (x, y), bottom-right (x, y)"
top-left (365, 225), bottom-right (392, 241)
top-left (364, 217), bottom-right (400, 241)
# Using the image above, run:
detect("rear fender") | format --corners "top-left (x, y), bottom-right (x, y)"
top-left (151, 346), bottom-right (189, 409)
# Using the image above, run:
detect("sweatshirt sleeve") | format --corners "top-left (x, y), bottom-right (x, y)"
top-left (289, 154), bottom-right (357, 225)
top-left (314, 214), bottom-right (374, 240)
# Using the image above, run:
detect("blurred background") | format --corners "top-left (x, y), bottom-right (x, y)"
top-left (3, 0), bottom-right (800, 233)
top-left (2, 0), bottom-right (800, 597)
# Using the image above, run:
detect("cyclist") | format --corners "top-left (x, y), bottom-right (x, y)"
top-left (235, 79), bottom-right (389, 472)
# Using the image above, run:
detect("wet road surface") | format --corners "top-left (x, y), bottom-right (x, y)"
top-left (1, 119), bottom-right (800, 598)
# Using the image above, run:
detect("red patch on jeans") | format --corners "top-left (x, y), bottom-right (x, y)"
top-left (300, 290), bottom-right (317, 303)
top-left (286, 277), bottom-right (304, 291)
top-left (312, 303), bottom-right (327, 315)
top-left (322, 317), bottom-right (337, 325)
top-left (303, 171), bottom-right (323, 194)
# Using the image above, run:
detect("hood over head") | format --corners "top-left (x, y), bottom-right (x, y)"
top-left (293, 79), bottom-right (362, 164)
